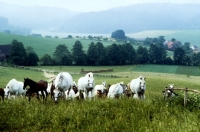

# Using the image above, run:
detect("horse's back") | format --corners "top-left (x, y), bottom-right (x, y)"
top-left (130, 78), bottom-right (140, 92)
top-left (77, 77), bottom-right (86, 90)
top-left (55, 72), bottom-right (73, 89)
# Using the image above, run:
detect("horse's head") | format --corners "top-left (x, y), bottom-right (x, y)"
top-left (53, 89), bottom-right (62, 102)
top-left (23, 78), bottom-right (30, 90)
top-left (139, 76), bottom-right (146, 93)
top-left (72, 85), bottom-right (78, 94)
top-left (87, 74), bottom-right (94, 88)
top-left (169, 84), bottom-right (174, 89)
top-left (4, 87), bottom-right (10, 98)
top-left (102, 81), bottom-right (106, 89)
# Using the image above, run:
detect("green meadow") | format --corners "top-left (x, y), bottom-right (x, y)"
top-left (1, 30), bottom-right (200, 58)
top-left (128, 30), bottom-right (200, 46)
top-left (0, 65), bottom-right (200, 131)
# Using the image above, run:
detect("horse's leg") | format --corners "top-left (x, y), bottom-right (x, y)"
top-left (36, 92), bottom-right (40, 101)
top-left (41, 90), bottom-right (45, 101)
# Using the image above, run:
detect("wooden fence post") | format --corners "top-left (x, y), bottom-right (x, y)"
top-left (184, 88), bottom-right (188, 106)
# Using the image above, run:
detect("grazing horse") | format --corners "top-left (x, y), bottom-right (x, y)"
top-left (130, 76), bottom-right (146, 100)
top-left (92, 81), bottom-right (107, 98)
top-left (162, 84), bottom-right (178, 98)
top-left (53, 72), bottom-right (74, 102)
top-left (107, 82), bottom-right (127, 98)
top-left (0, 88), bottom-right (5, 101)
top-left (23, 78), bottom-right (48, 101)
top-left (4, 78), bottom-right (26, 99)
top-left (78, 72), bottom-right (95, 99)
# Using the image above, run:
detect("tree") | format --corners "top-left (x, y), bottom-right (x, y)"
top-left (72, 41), bottom-right (86, 65)
top-left (95, 42), bottom-right (106, 65)
top-left (9, 39), bottom-right (26, 65)
top-left (192, 52), bottom-right (200, 66)
top-left (40, 54), bottom-right (53, 65)
top-left (53, 44), bottom-right (72, 65)
top-left (25, 46), bottom-right (39, 66)
top-left (111, 30), bottom-right (126, 40)
top-left (173, 47), bottom-right (185, 65)
top-left (88, 35), bottom-right (93, 40)
top-left (87, 42), bottom-right (97, 65)
top-left (106, 43), bottom-right (121, 65)
top-left (148, 36), bottom-right (167, 64)
top-left (136, 46), bottom-right (149, 64)
top-left (68, 35), bottom-right (72, 38)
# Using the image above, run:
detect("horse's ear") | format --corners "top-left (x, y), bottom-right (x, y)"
top-left (144, 77), bottom-right (146, 80)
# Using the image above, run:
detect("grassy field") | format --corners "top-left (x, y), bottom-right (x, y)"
top-left (128, 30), bottom-right (200, 47)
top-left (0, 32), bottom-right (115, 57)
top-left (1, 30), bottom-right (200, 58)
top-left (0, 65), bottom-right (200, 131)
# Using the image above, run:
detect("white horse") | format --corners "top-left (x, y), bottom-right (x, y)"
top-left (130, 76), bottom-right (146, 100)
top-left (91, 81), bottom-right (107, 98)
top-left (53, 72), bottom-right (74, 102)
top-left (107, 82), bottom-right (126, 98)
top-left (4, 78), bottom-right (26, 99)
top-left (77, 72), bottom-right (95, 99)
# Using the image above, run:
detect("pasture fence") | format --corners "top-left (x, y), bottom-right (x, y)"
top-left (164, 87), bottom-right (200, 106)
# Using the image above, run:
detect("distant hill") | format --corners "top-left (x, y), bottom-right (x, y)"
top-left (0, 2), bottom-right (78, 30)
top-left (60, 3), bottom-right (200, 33)
top-left (1, 3), bottom-right (200, 34)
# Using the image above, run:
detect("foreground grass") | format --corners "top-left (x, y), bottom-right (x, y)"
top-left (0, 96), bottom-right (199, 132)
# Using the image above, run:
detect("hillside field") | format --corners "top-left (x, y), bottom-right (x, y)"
top-left (128, 30), bottom-right (200, 47)
top-left (0, 65), bottom-right (200, 131)
top-left (1, 30), bottom-right (200, 58)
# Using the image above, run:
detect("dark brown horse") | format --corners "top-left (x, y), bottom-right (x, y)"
top-left (23, 78), bottom-right (48, 101)
top-left (0, 88), bottom-right (5, 101)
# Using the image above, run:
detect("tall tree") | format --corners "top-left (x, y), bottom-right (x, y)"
top-left (53, 44), bottom-right (72, 65)
top-left (40, 54), bottom-right (53, 65)
top-left (111, 30), bottom-right (126, 40)
top-left (106, 43), bottom-right (121, 65)
top-left (136, 46), bottom-right (149, 64)
top-left (122, 43), bottom-right (137, 64)
top-left (25, 46), bottom-right (39, 66)
top-left (173, 47), bottom-right (185, 65)
top-left (9, 39), bottom-right (26, 65)
top-left (95, 42), bottom-right (106, 65)
top-left (72, 41), bottom-right (86, 65)
top-left (87, 42), bottom-right (97, 65)
top-left (192, 52), bottom-right (200, 66)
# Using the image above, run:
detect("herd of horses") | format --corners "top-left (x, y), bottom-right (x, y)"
top-left (0, 71), bottom-right (177, 102)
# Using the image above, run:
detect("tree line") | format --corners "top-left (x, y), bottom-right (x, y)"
top-left (5, 37), bottom-right (200, 66)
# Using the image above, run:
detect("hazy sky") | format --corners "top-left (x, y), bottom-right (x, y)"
top-left (0, 0), bottom-right (200, 12)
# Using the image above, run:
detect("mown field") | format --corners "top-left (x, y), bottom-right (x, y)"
top-left (0, 65), bottom-right (200, 131)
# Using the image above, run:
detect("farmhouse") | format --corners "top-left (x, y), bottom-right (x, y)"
top-left (0, 44), bottom-right (12, 62)
top-left (163, 40), bottom-right (182, 50)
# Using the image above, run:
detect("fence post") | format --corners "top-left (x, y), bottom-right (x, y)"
top-left (184, 88), bottom-right (188, 106)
